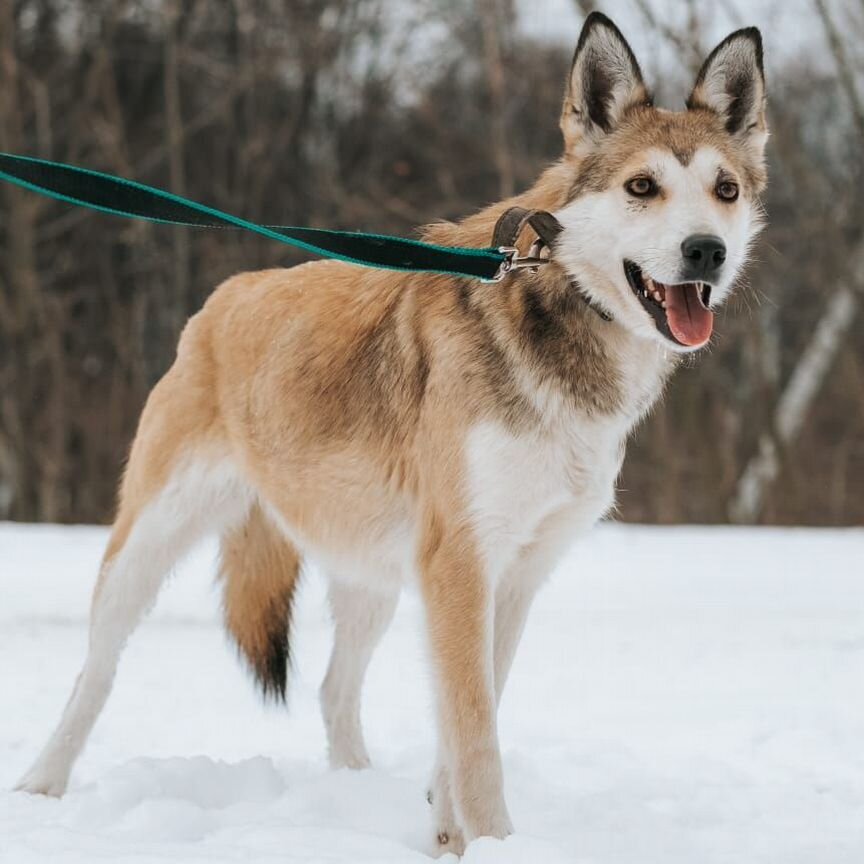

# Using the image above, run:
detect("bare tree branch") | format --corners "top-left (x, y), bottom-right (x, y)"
top-left (813, 0), bottom-right (864, 141)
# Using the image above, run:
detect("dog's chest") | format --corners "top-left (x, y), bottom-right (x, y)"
top-left (464, 416), bottom-right (625, 580)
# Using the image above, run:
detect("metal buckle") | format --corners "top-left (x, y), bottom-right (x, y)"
top-left (489, 245), bottom-right (550, 282)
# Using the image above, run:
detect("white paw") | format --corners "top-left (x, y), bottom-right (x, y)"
top-left (320, 684), bottom-right (371, 770)
top-left (15, 763), bottom-right (69, 798)
top-left (432, 826), bottom-right (467, 857)
top-left (427, 770), bottom-right (466, 857)
top-left (328, 746), bottom-right (371, 771)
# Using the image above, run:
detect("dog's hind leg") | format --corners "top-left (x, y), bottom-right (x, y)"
top-left (320, 580), bottom-right (398, 769)
top-left (16, 355), bottom-right (251, 797)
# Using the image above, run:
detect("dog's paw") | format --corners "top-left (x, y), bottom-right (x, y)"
top-left (15, 764), bottom-right (68, 798)
top-left (427, 778), bottom-right (466, 856)
top-left (432, 825), bottom-right (467, 858)
top-left (328, 747), bottom-right (371, 771)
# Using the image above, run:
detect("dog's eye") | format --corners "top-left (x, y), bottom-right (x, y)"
top-left (625, 176), bottom-right (658, 198)
top-left (716, 180), bottom-right (739, 202)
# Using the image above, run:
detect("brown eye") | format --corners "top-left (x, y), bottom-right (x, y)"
top-left (625, 176), bottom-right (658, 198)
top-left (716, 180), bottom-right (739, 202)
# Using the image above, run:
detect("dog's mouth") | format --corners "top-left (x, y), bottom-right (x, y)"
top-left (624, 261), bottom-right (714, 348)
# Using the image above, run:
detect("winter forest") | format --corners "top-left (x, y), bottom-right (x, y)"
top-left (0, 0), bottom-right (861, 526)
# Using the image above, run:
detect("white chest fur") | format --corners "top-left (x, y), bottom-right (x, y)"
top-left (464, 416), bottom-right (625, 582)
top-left (464, 336), bottom-right (671, 583)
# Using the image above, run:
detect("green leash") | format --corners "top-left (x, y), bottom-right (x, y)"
top-left (0, 152), bottom-right (520, 282)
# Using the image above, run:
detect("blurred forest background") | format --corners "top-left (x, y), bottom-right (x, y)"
top-left (0, 0), bottom-right (862, 526)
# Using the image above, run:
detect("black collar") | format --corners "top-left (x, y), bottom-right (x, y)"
top-left (491, 206), bottom-right (613, 323)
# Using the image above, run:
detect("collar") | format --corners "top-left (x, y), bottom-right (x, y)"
top-left (491, 206), bottom-right (613, 323)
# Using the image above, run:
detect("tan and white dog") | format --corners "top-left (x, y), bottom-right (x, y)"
top-left (17, 12), bottom-right (768, 855)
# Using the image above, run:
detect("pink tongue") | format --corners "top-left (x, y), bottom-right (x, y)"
top-left (664, 283), bottom-right (714, 346)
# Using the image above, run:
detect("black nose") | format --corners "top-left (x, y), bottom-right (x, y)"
top-left (680, 234), bottom-right (726, 281)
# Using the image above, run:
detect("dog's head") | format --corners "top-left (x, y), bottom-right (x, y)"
top-left (553, 13), bottom-right (768, 352)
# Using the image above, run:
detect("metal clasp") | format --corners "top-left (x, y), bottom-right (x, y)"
top-left (490, 243), bottom-right (550, 282)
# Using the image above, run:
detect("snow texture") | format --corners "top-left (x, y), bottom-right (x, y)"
top-left (2, 522), bottom-right (863, 862)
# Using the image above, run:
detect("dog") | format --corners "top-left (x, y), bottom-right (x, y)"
top-left (17, 12), bottom-right (768, 855)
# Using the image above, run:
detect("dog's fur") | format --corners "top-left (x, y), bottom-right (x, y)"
top-left (17, 13), bottom-right (767, 855)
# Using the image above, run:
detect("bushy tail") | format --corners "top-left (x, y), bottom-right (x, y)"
top-left (220, 502), bottom-right (301, 700)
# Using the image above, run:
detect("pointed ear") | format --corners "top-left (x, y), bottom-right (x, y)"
top-left (687, 28), bottom-right (768, 158)
top-left (561, 12), bottom-right (650, 157)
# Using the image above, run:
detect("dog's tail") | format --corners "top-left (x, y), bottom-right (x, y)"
top-left (219, 502), bottom-right (301, 700)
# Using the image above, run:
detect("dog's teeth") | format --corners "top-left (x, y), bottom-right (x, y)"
top-left (661, 301), bottom-right (667, 309)
top-left (652, 291), bottom-right (661, 302)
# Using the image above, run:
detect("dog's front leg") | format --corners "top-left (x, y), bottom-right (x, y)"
top-left (420, 519), bottom-right (512, 852)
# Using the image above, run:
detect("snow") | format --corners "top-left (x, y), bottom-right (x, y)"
top-left (1, 521), bottom-right (863, 862)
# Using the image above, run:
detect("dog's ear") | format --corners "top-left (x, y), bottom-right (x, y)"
top-left (561, 12), bottom-right (650, 157)
top-left (687, 28), bottom-right (767, 159)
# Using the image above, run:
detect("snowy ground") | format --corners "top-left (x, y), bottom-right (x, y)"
top-left (1, 522), bottom-right (863, 863)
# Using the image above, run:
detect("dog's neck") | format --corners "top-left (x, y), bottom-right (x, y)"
top-left (423, 163), bottom-right (678, 430)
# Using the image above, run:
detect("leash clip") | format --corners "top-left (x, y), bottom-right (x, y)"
top-left (491, 244), bottom-right (550, 282)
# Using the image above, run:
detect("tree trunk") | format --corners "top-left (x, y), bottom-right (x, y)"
top-left (729, 285), bottom-right (860, 523)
